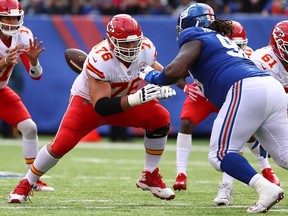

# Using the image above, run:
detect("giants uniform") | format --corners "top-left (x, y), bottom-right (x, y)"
top-left (180, 45), bottom-right (253, 126)
top-left (178, 27), bottom-right (288, 169)
top-left (51, 37), bottom-right (170, 155)
top-left (0, 26), bottom-right (42, 127)
top-left (250, 45), bottom-right (288, 93)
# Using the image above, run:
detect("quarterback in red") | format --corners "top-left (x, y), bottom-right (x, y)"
top-left (8, 14), bottom-right (176, 203)
top-left (0, 0), bottom-right (53, 191)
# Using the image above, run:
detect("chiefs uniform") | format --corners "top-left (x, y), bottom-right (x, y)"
top-left (0, 26), bottom-right (42, 127)
top-left (250, 45), bottom-right (288, 93)
top-left (52, 37), bottom-right (170, 156)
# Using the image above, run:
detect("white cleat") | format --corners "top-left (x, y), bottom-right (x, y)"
top-left (8, 179), bottom-right (32, 203)
top-left (33, 179), bottom-right (55, 192)
top-left (136, 168), bottom-right (175, 200)
top-left (247, 178), bottom-right (284, 213)
top-left (213, 181), bottom-right (233, 206)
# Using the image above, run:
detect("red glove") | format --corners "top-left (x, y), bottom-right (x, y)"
top-left (183, 82), bottom-right (205, 101)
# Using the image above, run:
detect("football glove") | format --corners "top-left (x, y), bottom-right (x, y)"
top-left (138, 65), bottom-right (159, 83)
top-left (127, 84), bottom-right (161, 107)
top-left (158, 86), bottom-right (176, 99)
top-left (183, 82), bottom-right (205, 101)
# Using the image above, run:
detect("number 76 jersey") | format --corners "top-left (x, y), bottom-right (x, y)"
top-left (70, 37), bottom-right (156, 101)
top-left (250, 45), bottom-right (288, 92)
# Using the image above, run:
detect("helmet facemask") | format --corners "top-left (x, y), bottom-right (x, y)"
top-left (275, 37), bottom-right (288, 63)
top-left (0, 9), bottom-right (24, 36)
top-left (232, 37), bottom-right (248, 51)
top-left (108, 34), bottom-right (142, 63)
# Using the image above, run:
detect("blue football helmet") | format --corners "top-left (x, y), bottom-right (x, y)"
top-left (176, 3), bottom-right (215, 40)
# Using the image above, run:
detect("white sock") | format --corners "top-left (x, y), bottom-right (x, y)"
top-left (176, 133), bottom-right (192, 175)
top-left (22, 137), bottom-right (39, 171)
top-left (25, 145), bottom-right (59, 185)
top-left (221, 172), bottom-right (234, 185)
top-left (143, 136), bottom-right (166, 172)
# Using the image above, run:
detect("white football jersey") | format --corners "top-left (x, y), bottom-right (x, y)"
top-left (244, 46), bottom-right (253, 57)
top-left (250, 45), bottom-right (288, 88)
top-left (0, 26), bottom-right (33, 89)
top-left (71, 37), bottom-right (157, 101)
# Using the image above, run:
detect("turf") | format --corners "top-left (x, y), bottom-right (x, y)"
top-left (0, 137), bottom-right (287, 215)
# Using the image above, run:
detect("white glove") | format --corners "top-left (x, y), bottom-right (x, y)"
top-left (127, 84), bottom-right (161, 107)
top-left (158, 86), bottom-right (176, 99)
top-left (184, 82), bottom-right (205, 101)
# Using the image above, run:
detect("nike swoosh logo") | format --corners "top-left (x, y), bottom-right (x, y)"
top-left (92, 57), bottom-right (97, 63)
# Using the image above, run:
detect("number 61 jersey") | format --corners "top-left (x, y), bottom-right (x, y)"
top-left (250, 45), bottom-right (288, 93)
top-left (70, 37), bottom-right (156, 101)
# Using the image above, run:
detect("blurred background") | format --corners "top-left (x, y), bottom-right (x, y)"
top-left (1, 0), bottom-right (287, 139)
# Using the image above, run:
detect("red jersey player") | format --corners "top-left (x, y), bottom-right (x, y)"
top-left (8, 14), bottom-right (176, 203)
top-left (0, 0), bottom-right (53, 191)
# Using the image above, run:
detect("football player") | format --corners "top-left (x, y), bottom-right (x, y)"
top-left (250, 20), bottom-right (288, 93)
top-left (140, 3), bottom-right (287, 213)
top-left (0, 0), bottom-right (53, 191)
top-left (173, 18), bottom-right (280, 206)
top-left (8, 14), bottom-right (176, 203)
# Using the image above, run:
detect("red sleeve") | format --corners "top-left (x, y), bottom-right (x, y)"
top-left (20, 53), bottom-right (30, 73)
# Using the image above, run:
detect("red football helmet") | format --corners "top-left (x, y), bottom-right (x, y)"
top-left (269, 20), bottom-right (288, 63)
top-left (106, 14), bottom-right (143, 63)
top-left (229, 21), bottom-right (248, 51)
top-left (0, 0), bottom-right (24, 36)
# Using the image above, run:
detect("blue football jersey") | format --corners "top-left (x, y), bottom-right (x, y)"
top-left (178, 27), bottom-right (270, 108)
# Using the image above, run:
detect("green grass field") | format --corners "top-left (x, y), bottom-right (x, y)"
top-left (0, 137), bottom-right (287, 215)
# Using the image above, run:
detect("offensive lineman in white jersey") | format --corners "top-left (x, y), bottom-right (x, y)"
top-left (0, 0), bottom-right (53, 191)
top-left (8, 14), bottom-right (176, 203)
top-left (250, 20), bottom-right (288, 93)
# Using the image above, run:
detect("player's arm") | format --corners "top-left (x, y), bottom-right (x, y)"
top-left (140, 40), bottom-right (201, 85)
top-left (87, 72), bottom-right (163, 117)
top-left (20, 37), bottom-right (45, 80)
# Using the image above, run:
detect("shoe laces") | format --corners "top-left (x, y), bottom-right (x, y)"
top-left (36, 179), bottom-right (48, 186)
top-left (151, 169), bottom-right (166, 188)
top-left (12, 179), bottom-right (33, 202)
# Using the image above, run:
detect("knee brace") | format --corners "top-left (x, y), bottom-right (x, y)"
top-left (145, 124), bottom-right (170, 139)
top-left (17, 119), bottom-right (38, 140)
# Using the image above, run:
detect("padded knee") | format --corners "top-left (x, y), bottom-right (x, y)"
top-left (145, 124), bottom-right (170, 139)
top-left (17, 119), bottom-right (38, 140)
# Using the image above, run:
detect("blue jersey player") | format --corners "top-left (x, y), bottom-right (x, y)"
top-left (139, 3), bottom-right (288, 214)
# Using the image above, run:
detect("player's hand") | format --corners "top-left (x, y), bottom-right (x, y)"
top-left (4, 46), bottom-right (19, 65)
top-left (138, 65), bottom-right (159, 83)
top-left (127, 84), bottom-right (161, 107)
top-left (183, 82), bottom-right (205, 101)
top-left (21, 37), bottom-right (45, 65)
top-left (158, 86), bottom-right (176, 99)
